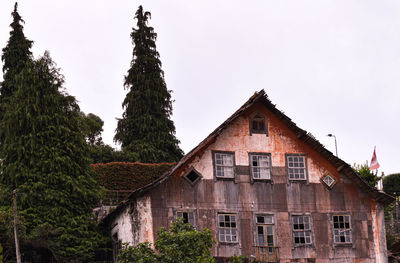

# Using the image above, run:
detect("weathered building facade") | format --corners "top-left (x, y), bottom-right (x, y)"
top-left (105, 90), bottom-right (393, 262)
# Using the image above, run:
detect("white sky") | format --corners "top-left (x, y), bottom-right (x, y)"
top-left (0, 0), bottom-right (399, 175)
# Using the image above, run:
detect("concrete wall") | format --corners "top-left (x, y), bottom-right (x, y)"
top-left (148, 102), bottom-right (388, 262)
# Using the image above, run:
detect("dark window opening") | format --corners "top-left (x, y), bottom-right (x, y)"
top-left (250, 113), bottom-right (268, 135)
top-left (333, 215), bottom-right (351, 244)
top-left (185, 170), bottom-right (201, 184)
top-left (177, 211), bottom-right (195, 226)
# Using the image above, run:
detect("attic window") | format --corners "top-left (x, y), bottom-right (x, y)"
top-left (184, 169), bottom-right (202, 185)
top-left (321, 173), bottom-right (336, 189)
top-left (250, 113), bottom-right (268, 136)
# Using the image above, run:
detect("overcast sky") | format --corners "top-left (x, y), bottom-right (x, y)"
top-left (0, 0), bottom-right (399, 175)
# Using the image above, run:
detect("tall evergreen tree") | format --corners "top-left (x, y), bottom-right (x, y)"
top-left (0, 52), bottom-right (102, 262)
top-left (1, 2), bottom-right (33, 107)
top-left (114, 6), bottom-right (183, 163)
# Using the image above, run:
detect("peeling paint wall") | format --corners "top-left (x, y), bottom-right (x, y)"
top-left (111, 195), bottom-right (154, 247)
top-left (145, 102), bottom-right (387, 262)
top-left (111, 206), bottom-right (133, 245)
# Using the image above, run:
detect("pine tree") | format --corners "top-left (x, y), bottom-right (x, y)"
top-left (0, 53), bottom-right (103, 262)
top-left (114, 6), bottom-right (183, 163)
top-left (1, 2), bottom-right (33, 109)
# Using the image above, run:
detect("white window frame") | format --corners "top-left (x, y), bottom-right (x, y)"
top-left (249, 153), bottom-right (272, 180)
top-left (332, 214), bottom-right (352, 245)
top-left (213, 151), bottom-right (235, 179)
top-left (286, 154), bottom-right (307, 181)
top-left (291, 214), bottom-right (313, 246)
top-left (217, 213), bottom-right (238, 243)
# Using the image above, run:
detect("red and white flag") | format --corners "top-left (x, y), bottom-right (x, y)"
top-left (370, 147), bottom-right (380, 170)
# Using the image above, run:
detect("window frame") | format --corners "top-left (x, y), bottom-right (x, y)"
top-left (183, 168), bottom-right (202, 186)
top-left (290, 213), bottom-right (314, 247)
top-left (175, 209), bottom-right (197, 228)
top-left (285, 153), bottom-right (308, 182)
top-left (331, 214), bottom-right (352, 246)
top-left (253, 214), bottom-right (278, 248)
top-left (217, 212), bottom-right (239, 244)
top-left (321, 172), bottom-right (337, 189)
top-left (249, 152), bottom-right (272, 182)
top-left (249, 112), bottom-right (269, 136)
top-left (212, 151), bottom-right (236, 180)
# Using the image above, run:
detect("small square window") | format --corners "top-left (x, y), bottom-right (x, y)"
top-left (177, 211), bottom-right (195, 226)
top-left (250, 154), bottom-right (271, 180)
top-left (321, 173), bottom-right (336, 189)
top-left (286, 154), bottom-right (307, 180)
top-left (214, 152), bottom-right (235, 179)
top-left (332, 215), bottom-right (352, 244)
top-left (184, 169), bottom-right (202, 185)
top-left (218, 213), bottom-right (238, 243)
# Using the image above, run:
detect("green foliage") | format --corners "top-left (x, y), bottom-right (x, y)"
top-left (155, 219), bottom-right (215, 263)
top-left (0, 52), bottom-right (103, 262)
top-left (383, 173), bottom-right (400, 196)
top-left (353, 163), bottom-right (379, 188)
top-left (118, 219), bottom-right (215, 263)
top-left (80, 112), bottom-right (104, 145)
top-left (114, 5), bottom-right (183, 163)
top-left (0, 3), bottom-right (33, 118)
top-left (118, 242), bottom-right (157, 263)
top-left (93, 162), bottom-right (174, 191)
top-left (88, 143), bottom-right (135, 164)
top-left (229, 254), bottom-right (247, 263)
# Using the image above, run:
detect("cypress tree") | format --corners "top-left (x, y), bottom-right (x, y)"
top-left (1, 2), bottom-right (33, 109)
top-left (114, 6), bottom-right (183, 163)
top-left (0, 52), bottom-right (102, 262)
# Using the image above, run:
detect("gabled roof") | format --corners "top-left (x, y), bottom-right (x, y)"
top-left (103, 90), bottom-right (394, 224)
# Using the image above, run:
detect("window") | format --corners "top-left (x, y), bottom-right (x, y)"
top-left (286, 154), bottom-right (307, 180)
top-left (333, 215), bottom-right (352, 244)
top-left (250, 153), bottom-right (271, 180)
top-left (218, 213), bottom-right (238, 243)
top-left (177, 211), bottom-right (195, 226)
top-left (321, 173), bottom-right (336, 189)
top-left (184, 169), bottom-right (201, 185)
top-left (292, 215), bottom-right (312, 245)
top-left (214, 152), bottom-right (235, 179)
top-left (250, 113), bottom-right (268, 135)
top-left (255, 215), bottom-right (275, 247)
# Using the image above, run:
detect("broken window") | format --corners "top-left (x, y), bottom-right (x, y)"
top-left (250, 113), bottom-right (268, 135)
top-left (292, 215), bottom-right (313, 245)
top-left (214, 152), bottom-right (235, 179)
top-left (286, 154), bottom-right (307, 180)
top-left (250, 154), bottom-right (271, 180)
top-left (218, 213), bottom-right (238, 243)
top-left (177, 211), bottom-right (195, 226)
top-left (184, 169), bottom-right (201, 185)
top-left (333, 215), bottom-right (352, 244)
top-left (255, 215), bottom-right (276, 248)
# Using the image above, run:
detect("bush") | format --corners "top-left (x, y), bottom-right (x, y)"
top-left (118, 219), bottom-right (215, 263)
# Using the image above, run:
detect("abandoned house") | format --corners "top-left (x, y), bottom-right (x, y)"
top-left (103, 90), bottom-right (394, 262)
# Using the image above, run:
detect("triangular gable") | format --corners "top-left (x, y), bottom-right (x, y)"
top-left (103, 90), bottom-right (393, 224)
